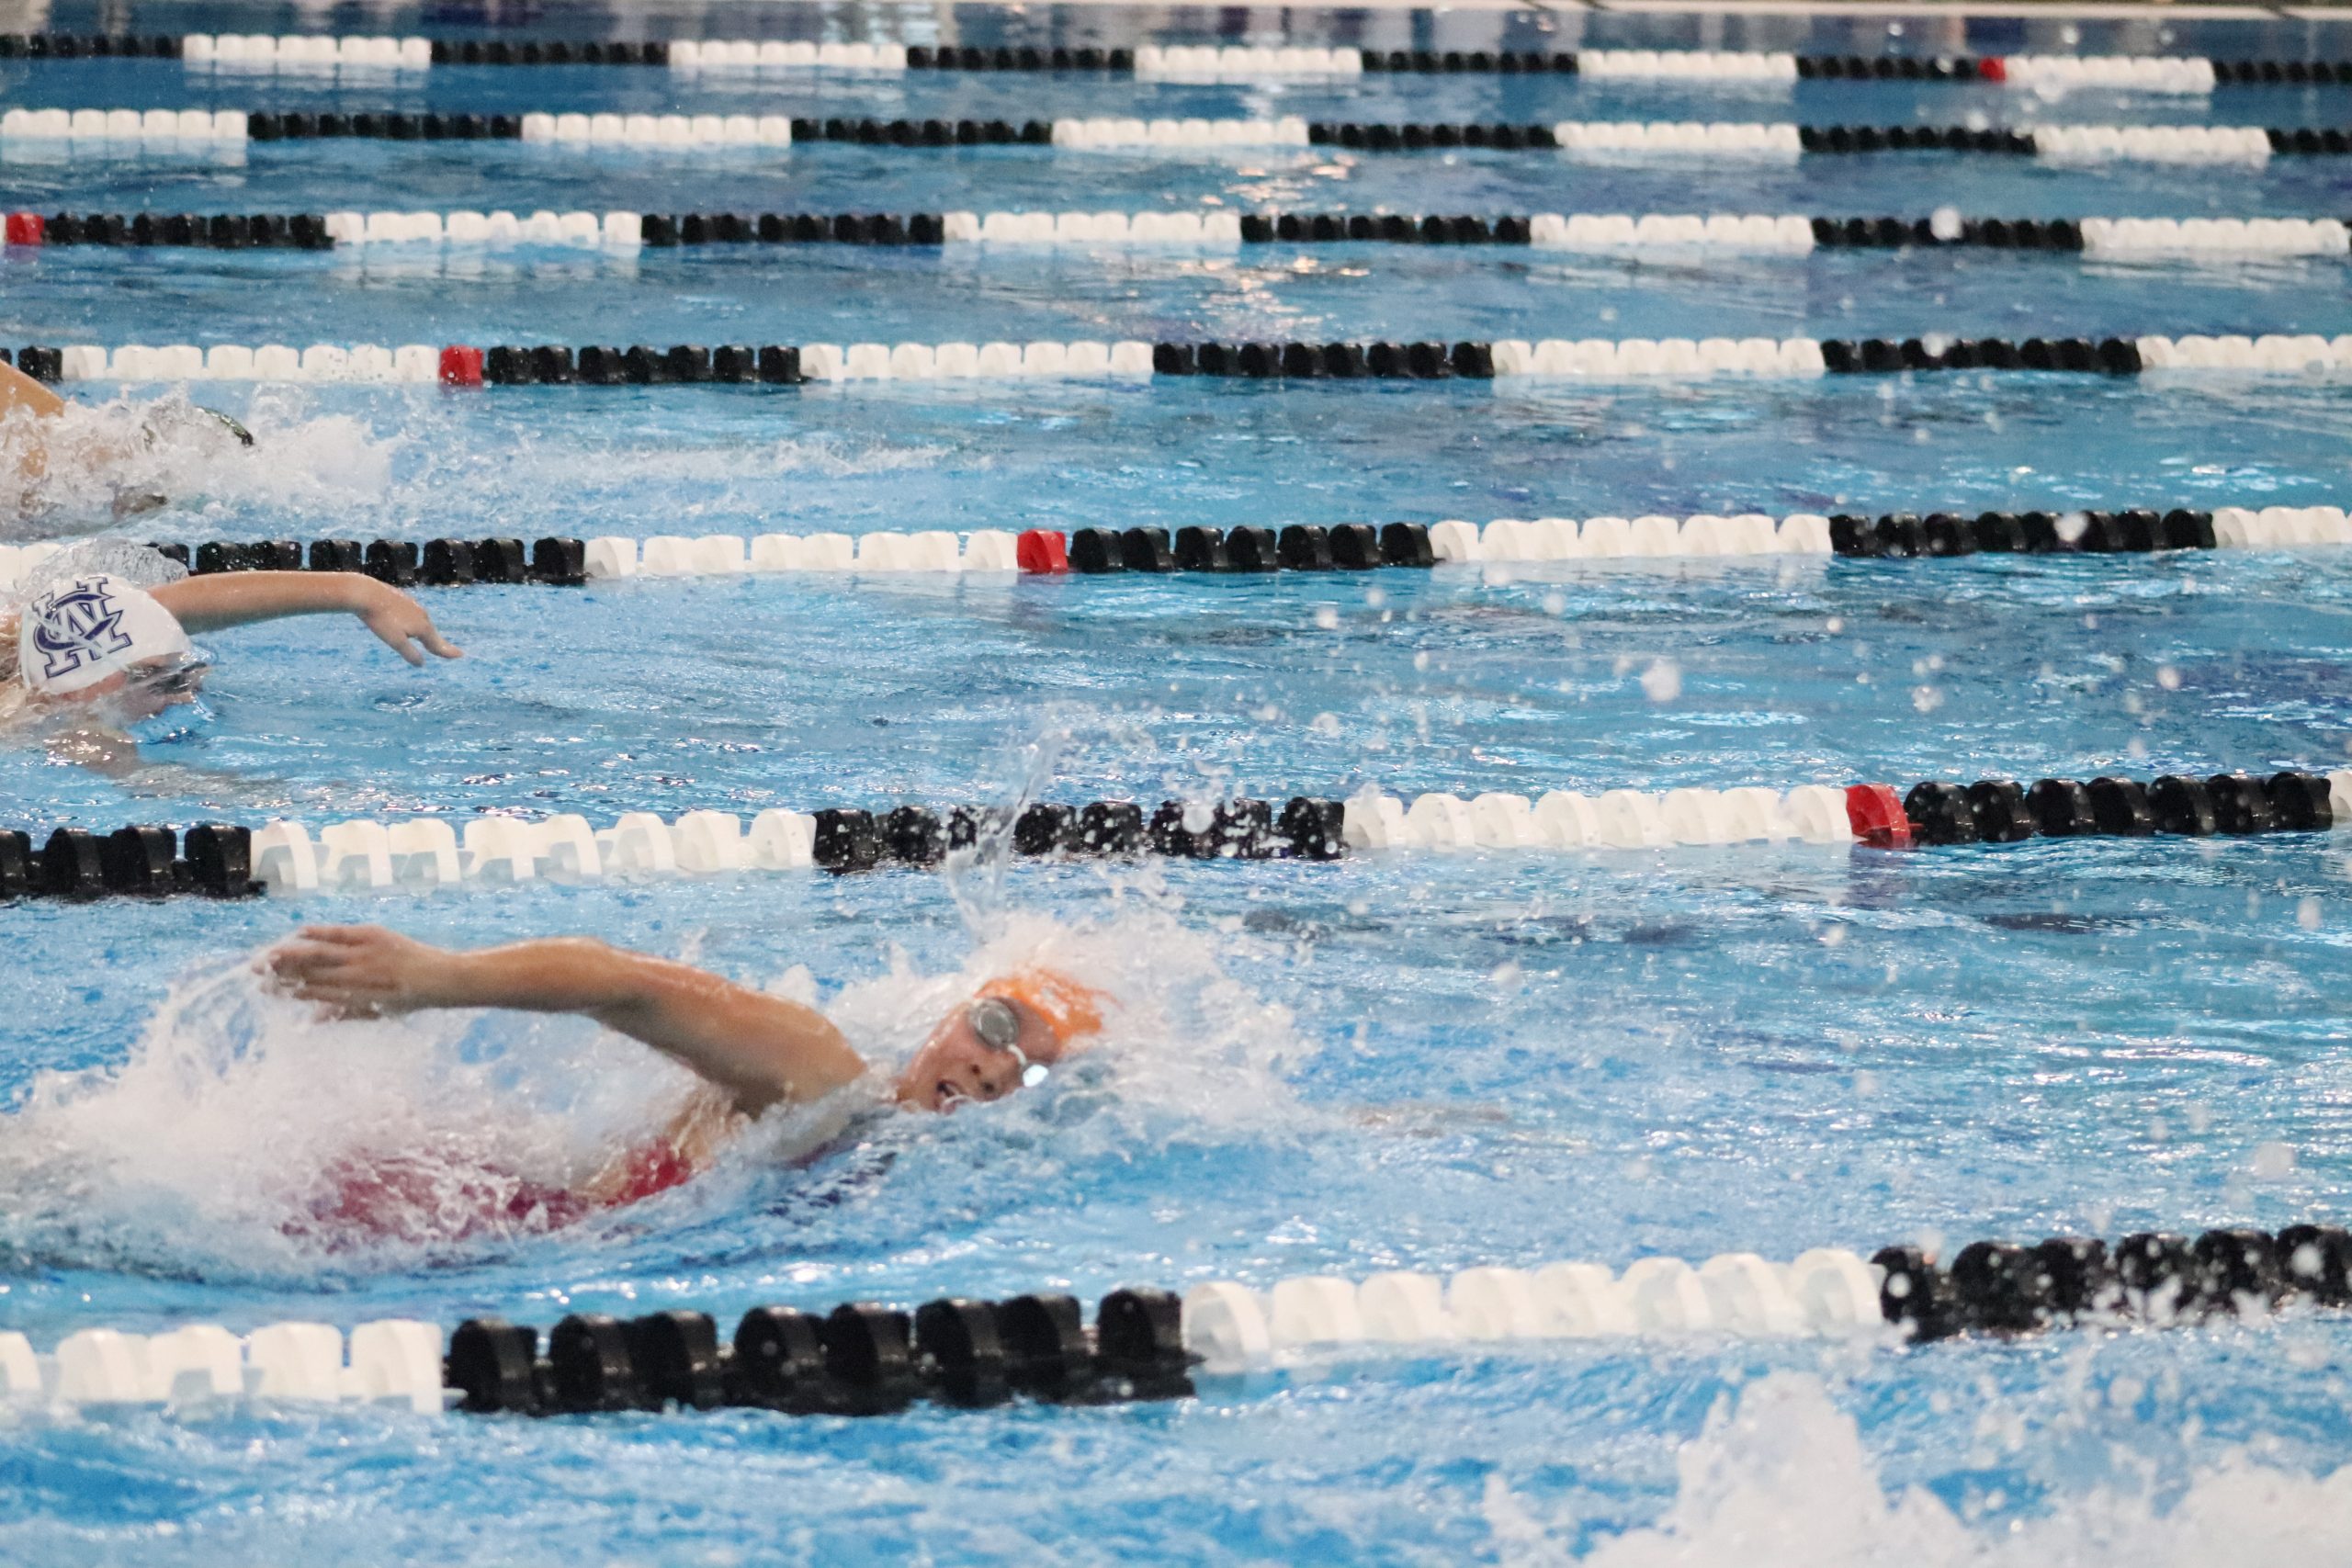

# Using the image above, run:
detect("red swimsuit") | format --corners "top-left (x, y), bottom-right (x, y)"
top-left (296, 1141), bottom-right (695, 1246)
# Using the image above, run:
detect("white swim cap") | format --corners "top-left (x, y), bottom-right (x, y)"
top-left (17, 573), bottom-right (190, 695)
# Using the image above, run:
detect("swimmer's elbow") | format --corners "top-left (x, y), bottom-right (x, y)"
top-left (548, 935), bottom-right (629, 966)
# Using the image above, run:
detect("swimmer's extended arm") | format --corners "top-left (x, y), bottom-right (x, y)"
top-left (268, 925), bottom-right (867, 1114)
top-left (151, 572), bottom-right (462, 665)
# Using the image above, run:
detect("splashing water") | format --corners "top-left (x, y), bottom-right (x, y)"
top-left (11, 536), bottom-right (187, 599)
top-left (0, 389), bottom-right (400, 537)
top-left (1523, 1374), bottom-right (2352, 1567)
top-left (0, 378), bottom-right (956, 558)
top-left (0, 852), bottom-right (1303, 1279)
top-left (937, 708), bottom-right (1170, 936)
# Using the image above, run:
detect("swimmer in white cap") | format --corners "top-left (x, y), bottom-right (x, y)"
top-left (265, 924), bottom-right (1112, 1236)
top-left (0, 569), bottom-right (460, 745)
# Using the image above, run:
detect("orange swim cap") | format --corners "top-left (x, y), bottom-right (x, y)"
top-left (974, 966), bottom-right (1113, 1051)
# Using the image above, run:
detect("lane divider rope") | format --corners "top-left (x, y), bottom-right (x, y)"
top-left (1187, 1219), bottom-right (2352, 1372)
top-left (447, 506), bottom-right (2352, 574)
top-left (1820, 504), bottom-right (2351, 555)
top-left (15, 209), bottom-right (2352, 259)
top-left (13, 496), bottom-right (2326, 604)
top-left (0, 108), bottom-right (253, 144)
top-left (8, 112), bottom-right (2343, 163)
top-left (0, 797), bottom-right (1354, 900)
top-left (0, 1289), bottom-right (1189, 1416)
top-left (18, 333), bottom-right (2352, 386)
top-left (1309, 120), bottom-right (2316, 163)
top-left (709, 46), bottom-right (2273, 87)
top-left (0, 1318), bottom-right (449, 1412)
top-left (1, 536), bottom-right (592, 589)
top-left (442, 1292), bottom-right (1189, 1415)
top-left (0, 34), bottom-right (2278, 87)
top-left (17, 34), bottom-right (2327, 88)
top-left (13, 1217), bottom-right (2349, 1416)
top-left (6, 770), bottom-right (2343, 904)
top-left (180, 33), bottom-right (427, 69)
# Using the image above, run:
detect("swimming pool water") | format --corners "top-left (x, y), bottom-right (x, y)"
top-left (5, 3), bottom-right (2352, 1563)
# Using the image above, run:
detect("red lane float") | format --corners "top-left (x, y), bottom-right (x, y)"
top-left (1844, 784), bottom-right (1914, 849)
top-left (4, 213), bottom-right (45, 246)
top-left (437, 344), bottom-right (484, 386)
top-left (1016, 529), bottom-right (1069, 573)
top-left (1979, 55), bottom-right (2007, 82)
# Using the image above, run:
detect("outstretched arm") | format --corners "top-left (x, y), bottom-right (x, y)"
top-left (151, 572), bottom-right (462, 665)
top-left (267, 925), bottom-right (868, 1114)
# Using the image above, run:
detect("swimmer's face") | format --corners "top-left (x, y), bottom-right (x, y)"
top-left (894, 995), bottom-right (1069, 1113)
top-left (53, 659), bottom-right (206, 718)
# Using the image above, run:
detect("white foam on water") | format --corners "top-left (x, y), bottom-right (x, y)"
top-left (3, 380), bottom-right (959, 539)
top-left (1500, 1372), bottom-right (2352, 1566)
top-left (389, 412), bottom-right (958, 538)
top-left (610, 430), bottom-right (954, 482)
top-left (818, 896), bottom-right (1307, 1141)
top-left (5, 535), bottom-right (189, 602)
top-left (0, 389), bottom-right (399, 536)
top-left (0, 955), bottom-right (684, 1274)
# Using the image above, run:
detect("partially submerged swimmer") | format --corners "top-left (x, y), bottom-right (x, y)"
top-left (1, 568), bottom-right (459, 761)
top-left (266, 924), bottom-right (1110, 1236)
top-left (0, 357), bottom-right (251, 517)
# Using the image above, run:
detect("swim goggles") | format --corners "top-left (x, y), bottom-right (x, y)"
top-left (141, 405), bottom-right (253, 449)
top-left (967, 997), bottom-right (1051, 1089)
top-left (201, 407), bottom-right (254, 446)
top-left (126, 657), bottom-right (210, 700)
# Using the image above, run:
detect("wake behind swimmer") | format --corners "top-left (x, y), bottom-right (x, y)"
top-left (0, 356), bottom-right (253, 524)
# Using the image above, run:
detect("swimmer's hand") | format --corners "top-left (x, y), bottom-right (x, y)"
top-left (354, 579), bottom-right (463, 666)
top-left (266, 923), bottom-right (456, 1018)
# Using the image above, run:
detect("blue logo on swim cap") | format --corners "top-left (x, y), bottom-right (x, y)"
top-left (28, 577), bottom-right (134, 682)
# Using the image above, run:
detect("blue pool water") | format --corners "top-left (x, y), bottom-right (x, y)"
top-left (6, 3), bottom-right (2352, 1562)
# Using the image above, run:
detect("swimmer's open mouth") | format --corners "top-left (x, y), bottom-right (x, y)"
top-left (936, 1081), bottom-right (967, 1111)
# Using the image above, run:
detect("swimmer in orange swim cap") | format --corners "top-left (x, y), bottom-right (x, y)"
top-left (895, 966), bottom-right (1109, 1112)
top-left (265, 924), bottom-right (1112, 1235)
